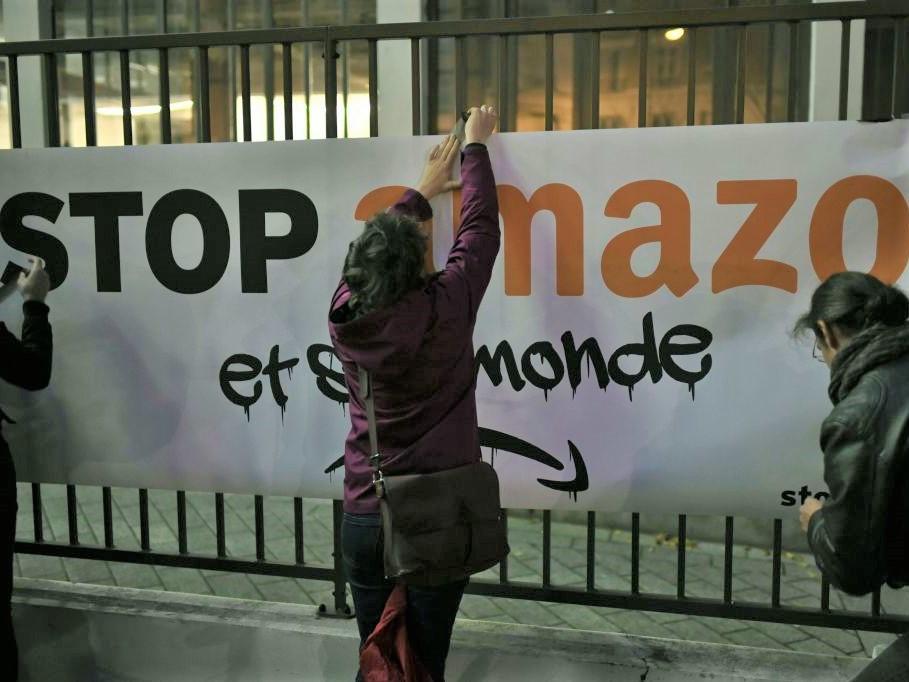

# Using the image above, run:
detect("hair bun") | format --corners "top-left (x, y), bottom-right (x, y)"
top-left (865, 285), bottom-right (909, 326)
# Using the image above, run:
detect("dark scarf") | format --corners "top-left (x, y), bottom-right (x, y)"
top-left (829, 323), bottom-right (909, 404)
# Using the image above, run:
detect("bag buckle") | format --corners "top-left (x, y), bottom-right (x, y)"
top-left (372, 470), bottom-right (386, 499)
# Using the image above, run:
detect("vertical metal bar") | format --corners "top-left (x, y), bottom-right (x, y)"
top-left (838, 20), bottom-right (851, 121)
top-left (191, 0), bottom-right (202, 142)
top-left (638, 30), bottom-right (648, 127)
top-left (544, 33), bottom-right (554, 131)
top-left (787, 22), bottom-right (799, 122)
top-left (255, 495), bottom-right (265, 562)
top-left (82, 52), bottom-right (97, 146)
top-left (86, 0), bottom-right (95, 37)
top-left (120, 0), bottom-right (129, 35)
top-left (294, 496), bottom-right (305, 564)
top-left (302, 0), bottom-right (312, 138)
top-left (264, 3), bottom-right (275, 141)
top-left (324, 38), bottom-right (338, 139)
top-left (31, 483), bottom-right (43, 542)
top-left (102, 487), bottom-right (114, 548)
top-left (139, 488), bottom-right (150, 551)
top-left (159, 48), bottom-right (172, 143)
top-left (9, 57), bottom-right (22, 149)
top-left (723, 516), bottom-right (734, 603)
top-left (677, 514), bottom-right (687, 599)
top-left (158, 0), bottom-right (168, 34)
top-left (193, 0), bottom-right (202, 33)
top-left (892, 17), bottom-right (906, 118)
top-left (119, 50), bottom-right (133, 145)
top-left (228, 0), bottom-right (237, 140)
top-left (283, 43), bottom-right (293, 140)
top-left (588, 32), bottom-right (600, 129)
top-left (411, 38), bottom-right (421, 135)
top-left (215, 493), bottom-right (226, 557)
top-left (499, 509), bottom-right (509, 583)
top-left (368, 39), bottom-right (378, 137)
top-left (455, 36), bottom-right (467, 117)
top-left (821, 576), bottom-right (831, 611)
top-left (176, 491), bottom-right (188, 554)
top-left (66, 485), bottom-right (79, 545)
top-left (241, 45), bottom-right (252, 141)
top-left (199, 46), bottom-right (211, 142)
top-left (766, 23), bottom-right (777, 122)
top-left (735, 24), bottom-right (747, 124)
top-left (586, 511), bottom-right (596, 592)
top-left (542, 510), bottom-right (552, 588)
top-left (687, 28), bottom-right (697, 125)
top-left (497, 34), bottom-right (508, 132)
top-left (340, 0), bottom-right (349, 138)
top-left (872, 588), bottom-right (882, 617)
top-left (330, 499), bottom-right (350, 615)
top-left (44, 54), bottom-right (61, 148)
top-left (771, 519), bottom-right (782, 607)
top-left (631, 512), bottom-right (640, 594)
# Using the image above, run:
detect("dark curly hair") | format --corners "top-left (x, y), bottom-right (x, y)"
top-left (794, 271), bottom-right (909, 339)
top-left (343, 212), bottom-right (428, 318)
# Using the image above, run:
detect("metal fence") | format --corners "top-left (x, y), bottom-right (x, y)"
top-left (3, 0), bottom-right (909, 633)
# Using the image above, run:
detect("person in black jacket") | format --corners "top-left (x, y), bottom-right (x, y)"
top-left (0, 258), bottom-right (52, 682)
top-left (795, 271), bottom-right (909, 680)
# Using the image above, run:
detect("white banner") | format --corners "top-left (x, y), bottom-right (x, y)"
top-left (1, 120), bottom-right (907, 518)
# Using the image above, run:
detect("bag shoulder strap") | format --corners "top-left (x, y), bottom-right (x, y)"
top-left (357, 365), bottom-right (384, 497)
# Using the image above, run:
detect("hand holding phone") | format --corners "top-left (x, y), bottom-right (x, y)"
top-left (17, 258), bottom-right (50, 303)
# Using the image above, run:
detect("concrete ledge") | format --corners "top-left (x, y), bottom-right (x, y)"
top-left (13, 577), bottom-right (868, 681)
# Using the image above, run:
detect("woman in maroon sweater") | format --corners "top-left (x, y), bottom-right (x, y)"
top-left (329, 106), bottom-right (499, 681)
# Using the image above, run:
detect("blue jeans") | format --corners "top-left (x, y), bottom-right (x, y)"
top-left (341, 512), bottom-right (466, 682)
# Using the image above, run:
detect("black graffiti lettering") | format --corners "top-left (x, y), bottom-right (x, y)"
top-left (146, 189), bottom-right (230, 294)
top-left (262, 344), bottom-right (300, 416)
top-left (561, 331), bottom-right (610, 395)
top-left (607, 312), bottom-right (663, 400)
top-left (239, 189), bottom-right (319, 293)
top-left (0, 192), bottom-right (69, 289)
top-left (70, 192), bottom-right (143, 292)
top-left (521, 341), bottom-right (564, 400)
top-left (659, 323), bottom-right (713, 399)
top-left (475, 341), bottom-right (526, 391)
top-left (306, 343), bottom-right (349, 404)
top-left (219, 354), bottom-right (263, 420)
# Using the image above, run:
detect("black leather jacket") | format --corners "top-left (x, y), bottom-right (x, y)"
top-left (808, 354), bottom-right (909, 596)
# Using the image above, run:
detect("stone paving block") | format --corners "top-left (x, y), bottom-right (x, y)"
top-left (62, 557), bottom-right (114, 584)
top-left (458, 595), bottom-right (505, 621)
top-left (491, 598), bottom-right (565, 628)
top-left (155, 567), bottom-right (212, 595)
top-left (16, 554), bottom-right (68, 580)
top-left (725, 629), bottom-right (786, 650)
top-left (663, 618), bottom-right (736, 645)
top-left (691, 616), bottom-right (752, 635)
top-left (792, 636), bottom-right (855, 657)
top-left (205, 572), bottom-right (264, 600)
top-left (109, 563), bottom-right (165, 590)
top-left (605, 611), bottom-right (678, 640)
top-left (747, 621), bottom-right (812, 646)
top-left (797, 625), bottom-right (867, 656)
top-left (255, 578), bottom-right (314, 605)
top-left (856, 631), bottom-right (897, 658)
top-left (528, 603), bottom-right (615, 631)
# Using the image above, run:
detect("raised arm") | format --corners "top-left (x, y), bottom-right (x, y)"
top-left (436, 105), bottom-right (500, 325)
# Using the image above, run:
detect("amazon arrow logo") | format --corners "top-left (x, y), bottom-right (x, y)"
top-left (323, 428), bottom-right (588, 500)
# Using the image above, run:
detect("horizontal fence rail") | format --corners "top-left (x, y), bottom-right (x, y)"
top-left (5, 0), bottom-right (909, 635)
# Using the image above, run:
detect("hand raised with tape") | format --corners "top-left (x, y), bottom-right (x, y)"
top-left (18, 257), bottom-right (50, 303)
top-left (464, 104), bottom-right (498, 146)
top-left (416, 134), bottom-right (462, 201)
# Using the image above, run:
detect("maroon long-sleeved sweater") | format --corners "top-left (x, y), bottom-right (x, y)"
top-left (328, 144), bottom-right (500, 514)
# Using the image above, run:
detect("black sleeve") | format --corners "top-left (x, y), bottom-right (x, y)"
top-left (807, 406), bottom-right (886, 595)
top-left (0, 301), bottom-right (53, 391)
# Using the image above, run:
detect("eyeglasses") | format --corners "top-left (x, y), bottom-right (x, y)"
top-left (812, 340), bottom-right (826, 363)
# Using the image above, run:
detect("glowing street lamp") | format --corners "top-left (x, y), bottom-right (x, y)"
top-left (664, 27), bottom-right (685, 41)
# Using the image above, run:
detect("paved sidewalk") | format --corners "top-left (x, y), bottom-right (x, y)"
top-left (12, 483), bottom-right (906, 661)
